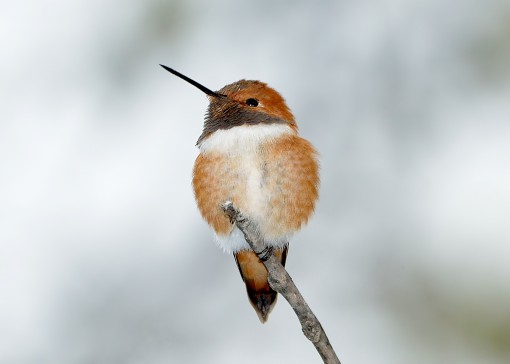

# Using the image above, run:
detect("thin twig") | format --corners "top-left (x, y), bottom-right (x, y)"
top-left (221, 201), bottom-right (341, 364)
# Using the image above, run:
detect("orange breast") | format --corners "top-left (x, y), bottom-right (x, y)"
top-left (192, 134), bottom-right (319, 240)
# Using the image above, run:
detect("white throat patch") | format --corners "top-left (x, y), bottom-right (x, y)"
top-left (198, 124), bottom-right (294, 154)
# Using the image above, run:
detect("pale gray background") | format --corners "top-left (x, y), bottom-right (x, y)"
top-left (1, 0), bottom-right (509, 363)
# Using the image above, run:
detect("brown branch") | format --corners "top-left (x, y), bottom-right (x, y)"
top-left (221, 201), bottom-right (341, 364)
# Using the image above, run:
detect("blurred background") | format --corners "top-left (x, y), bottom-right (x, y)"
top-left (1, 0), bottom-right (509, 363)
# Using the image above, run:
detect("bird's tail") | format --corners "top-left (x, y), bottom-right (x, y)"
top-left (234, 246), bottom-right (288, 323)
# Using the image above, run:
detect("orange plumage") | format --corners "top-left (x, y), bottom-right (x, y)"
top-left (192, 81), bottom-right (319, 322)
top-left (160, 66), bottom-right (319, 322)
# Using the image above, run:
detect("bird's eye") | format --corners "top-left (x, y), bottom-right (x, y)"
top-left (246, 98), bottom-right (259, 107)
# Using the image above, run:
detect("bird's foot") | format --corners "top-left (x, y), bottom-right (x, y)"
top-left (255, 246), bottom-right (274, 262)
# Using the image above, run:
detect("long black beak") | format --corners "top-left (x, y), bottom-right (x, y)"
top-left (159, 64), bottom-right (224, 98)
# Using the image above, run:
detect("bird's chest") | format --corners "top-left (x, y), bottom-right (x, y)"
top-left (194, 126), bottom-right (293, 222)
top-left (206, 126), bottom-right (289, 184)
top-left (207, 148), bottom-right (275, 211)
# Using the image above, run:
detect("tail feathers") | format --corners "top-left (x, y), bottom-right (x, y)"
top-left (234, 246), bottom-right (288, 323)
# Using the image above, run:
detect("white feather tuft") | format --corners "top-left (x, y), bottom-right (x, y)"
top-left (214, 226), bottom-right (290, 254)
top-left (198, 124), bottom-right (293, 154)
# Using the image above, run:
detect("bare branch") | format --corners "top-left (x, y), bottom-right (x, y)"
top-left (221, 201), bottom-right (341, 364)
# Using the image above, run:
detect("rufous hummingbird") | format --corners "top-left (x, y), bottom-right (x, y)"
top-left (160, 65), bottom-right (319, 323)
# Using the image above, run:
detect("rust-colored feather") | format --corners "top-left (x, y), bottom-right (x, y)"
top-left (261, 134), bottom-right (319, 234)
top-left (192, 152), bottom-right (234, 235)
top-left (234, 247), bottom-right (288, 323)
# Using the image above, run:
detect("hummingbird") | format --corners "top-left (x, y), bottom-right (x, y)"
top-left (160, 65), bottom-right (319, 323)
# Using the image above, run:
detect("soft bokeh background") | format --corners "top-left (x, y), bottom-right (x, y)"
top-left (1, 0), bottom-right (509, 363)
